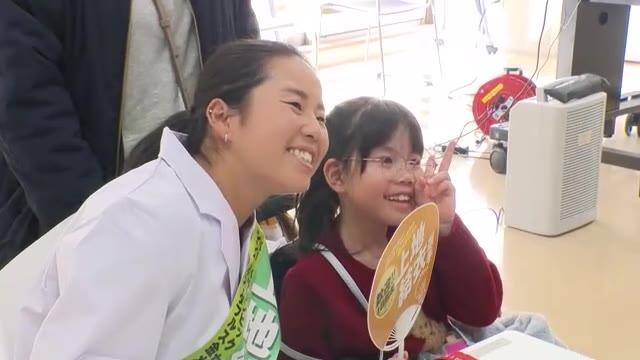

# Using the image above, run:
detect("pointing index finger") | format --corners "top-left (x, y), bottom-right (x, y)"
top-left (438, 141), bottom-right (456, 173)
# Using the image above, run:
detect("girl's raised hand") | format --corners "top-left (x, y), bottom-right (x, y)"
top-left (415, 141), bottom-right (457, 234)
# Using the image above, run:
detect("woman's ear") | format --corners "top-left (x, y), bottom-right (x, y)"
top-left (206, 98), bottom-right (238, 144)
top-left (323, 159), bottom-right (346, 193)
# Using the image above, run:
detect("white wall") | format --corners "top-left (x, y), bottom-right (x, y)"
top-left (501, 0), bottom-right (564, 56)
top-left (627, 6), bottom-right (640, 62)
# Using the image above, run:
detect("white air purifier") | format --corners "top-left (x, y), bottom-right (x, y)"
top-left (504, 90), bottom-right (606, 236)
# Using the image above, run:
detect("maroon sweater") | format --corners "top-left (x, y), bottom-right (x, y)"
top-left (278, 215), bottom-right (503, 360)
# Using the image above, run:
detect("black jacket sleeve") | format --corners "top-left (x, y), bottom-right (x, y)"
top-left (0, 1), bottom-right (104, 232)
top-left (236, 0), bottom-right (261, 39)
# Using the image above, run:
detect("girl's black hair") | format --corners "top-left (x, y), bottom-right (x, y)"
top-left (296, 97), bottom-right (424, 252)
top-left (124, 39), bottom-right (307, 170)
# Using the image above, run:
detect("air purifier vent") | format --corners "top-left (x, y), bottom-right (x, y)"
top-left (560, 103), bottom-right (603, 221)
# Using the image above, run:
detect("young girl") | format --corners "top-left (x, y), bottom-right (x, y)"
top-left (12, 40), bottom-right (328, 359)
top-left (277, 97), bottom-right (503, 359)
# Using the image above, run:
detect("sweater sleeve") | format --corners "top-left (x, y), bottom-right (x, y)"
top-left (433, 215), bottom-right (503, 327)
top-left (235, 0), bottom-right (260, 39)
top-left (278, 264), bottom-right (332, 360)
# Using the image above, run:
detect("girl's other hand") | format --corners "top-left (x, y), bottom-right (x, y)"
top-left (389, 351), bottom-right (409, 360)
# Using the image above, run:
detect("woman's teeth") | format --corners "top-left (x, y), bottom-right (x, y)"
top-left (289, 148), bottom-right (313, 164)
top-left (386, 195), bottom-right (411, 202)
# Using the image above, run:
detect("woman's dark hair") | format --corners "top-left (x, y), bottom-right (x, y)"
top-left (131, 39), bottom-right (307, 161)
top-left (122, 114), bottom-right (190, 173)
top-left (296, 97), bottom-right (424, 252)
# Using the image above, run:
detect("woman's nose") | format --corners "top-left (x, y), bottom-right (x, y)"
top-left (301, 115), bottom-right (323, 139)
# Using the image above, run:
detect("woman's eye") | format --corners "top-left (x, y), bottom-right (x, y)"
top-left (287, 102), bottom-right (302, 111)
top-left (316, 116), bottom-right (326, 124)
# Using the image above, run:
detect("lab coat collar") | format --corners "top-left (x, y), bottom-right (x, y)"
top-left (158, 128), bottom-right (256, 292)
top-left (158, 128), bottom-right (228, 218)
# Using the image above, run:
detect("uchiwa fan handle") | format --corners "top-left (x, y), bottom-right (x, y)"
top-left (383, 327), bottom-right (401, 352)
top-left (383, 305), bottom-right (421, 355)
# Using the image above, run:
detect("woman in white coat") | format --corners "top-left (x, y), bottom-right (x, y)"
top-left (12, 39), bottom-right (329, 360)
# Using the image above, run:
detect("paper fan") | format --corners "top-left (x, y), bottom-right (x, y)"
top-left (367, 203), bottom-right (440, 355)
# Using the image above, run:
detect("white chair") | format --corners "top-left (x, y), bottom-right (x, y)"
top-left (313, 0), bottom-right (440, 96)
top-left (0, 216), bottom-right (73, 359)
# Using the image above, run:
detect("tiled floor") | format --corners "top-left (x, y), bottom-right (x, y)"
top-left (308, 24), bottom-right (640, 359)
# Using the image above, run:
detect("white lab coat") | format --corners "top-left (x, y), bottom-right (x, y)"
top-left (13, 129), bottom-right (256, 360)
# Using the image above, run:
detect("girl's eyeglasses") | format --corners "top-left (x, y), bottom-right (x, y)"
top-left (344, 156), bottom-right (436, 179)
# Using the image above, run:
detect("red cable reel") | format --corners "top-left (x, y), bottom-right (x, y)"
top-left (471, 67), bottom-right (537, 136)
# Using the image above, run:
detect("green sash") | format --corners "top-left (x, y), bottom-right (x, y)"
top-left (184, 226), bottom-right (281, 360)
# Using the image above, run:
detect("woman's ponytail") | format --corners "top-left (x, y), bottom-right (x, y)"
top-left (182, 108), bottom-right (208, 156)
top-left (122, 109), bottom-right (203, 172)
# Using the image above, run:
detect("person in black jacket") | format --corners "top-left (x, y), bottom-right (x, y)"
top-left (0, 0), bottom-right (260, 268)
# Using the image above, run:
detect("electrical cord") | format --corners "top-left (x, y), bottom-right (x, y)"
top-left (536, 0), bottom-right (583, 79)
top-left (447, 77), bottom-right (479, 100)
top-left (469, 2), bottom-right (581, 237)
top-left (426, 0), bottom-right (580, 207)
top-left (460, 207), bottom-right (505, 234)
top-left (435, 144), bottom-right (489, 156)
top-left (436, 0), bottom-right (583, 234)
top-left (433, 1), bottom-right (570, 237)
top-left (442, 0), bottom-right (583, 156)
top-left (461, 154), bottom-right (490, 160)
top-left (429, 0), bottom-right (553, 153)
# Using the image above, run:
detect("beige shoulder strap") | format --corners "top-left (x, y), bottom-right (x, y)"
top-left (151, 0), bottom-right (191, 110)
